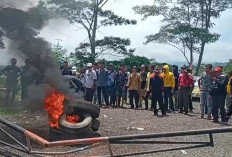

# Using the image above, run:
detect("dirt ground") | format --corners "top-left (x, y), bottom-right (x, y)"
top-left (0, 102), bottom-right (232, 157)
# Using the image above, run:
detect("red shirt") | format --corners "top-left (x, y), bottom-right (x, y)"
top-left (179, 75), bottom-right (194, 87)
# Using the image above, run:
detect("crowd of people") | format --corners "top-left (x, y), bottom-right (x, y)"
top-left (1, 58), bottom-right (232, 124)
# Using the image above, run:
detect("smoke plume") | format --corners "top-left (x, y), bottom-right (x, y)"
top-left (0, 1), bottom-right (77, 107)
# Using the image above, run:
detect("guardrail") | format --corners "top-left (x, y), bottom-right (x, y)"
top-left (0, 117), bottom-right (232, 156)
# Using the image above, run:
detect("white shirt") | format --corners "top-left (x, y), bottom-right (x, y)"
top-left (126, 71), bottom-right (130, 87)
top-left (84, 69), bottom-right (97, 88)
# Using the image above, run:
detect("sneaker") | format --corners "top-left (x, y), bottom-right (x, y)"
top-left (206, 116), bottom-right (211, 120)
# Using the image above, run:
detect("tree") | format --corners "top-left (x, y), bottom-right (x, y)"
top-left (224, 59), bottom-right (232, 74)
top-left (134, 0), bottom-right (231, 75)
top-left (51, 43), bottom-right (69, 65)
top-left (40, 0), bottom-right (137, 62)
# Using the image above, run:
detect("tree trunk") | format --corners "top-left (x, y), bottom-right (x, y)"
top-left (195, 42), bottom-right (205, 75)
top-left (91, 0), bottom-right (99, 62)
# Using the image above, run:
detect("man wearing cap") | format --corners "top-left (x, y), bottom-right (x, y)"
top-left (84, 63), bottom-right (97, 102)
top-left (209, 67), bottom-right (228, 123)
top-left (161, 65), bottom-right (175, 112)
top-left (128, 66), bottom-right (141, 109)
top-left (150, 69), bottom-right (167, 116)
top-left (179, 69), bottom-right (194, 115)
top-left (107, 63), bottom-right (116, 106)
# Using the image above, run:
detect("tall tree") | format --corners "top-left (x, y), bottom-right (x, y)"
top-left (51, 43), bottom-right (69, 65)
top-left (41, 0), bottom-right (136, 62)
top-left (134, 0), bottom-right (231, 75)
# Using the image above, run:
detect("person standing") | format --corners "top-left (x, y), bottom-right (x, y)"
top-left (107, 63), bottom-right (116, 106)
top-left (1, 58), bottom-right (21, 105)
top-left (209, 67), bottom-right (228, 124)
top-left (128, 66), bottom-right (141, 109)
top-left (84, 63), bottom-right (97, 102)
top-left (123, 66), bottom-right (130, 105)
top-left (198, 64), bottom-right (213, 119)
top-left (92, 62), bottom-right (98, 104)
top-left (179, 69), bottom-right (194, 115)
top-left (226, 71), bottom-right (232, 110)
top-left (161, 65), bottom-right (175, 112)
top-left (96, 61), bottom-right (110, 107)
top-left (21, 59), bottom-right (32, 100)
top-left (173, 65), bottom-right (180, 110)
top-left (226, 72), bottom-right (232, 122)
top-left (139, 65), bottom-right (147, 108)
top-left (144, 65), bottom-right (155, 110)
top-left (187, 68), bottom-right (194, 113)
top-left (78, 67), bottom-right (86, 93)
top-left (61, 61), bottom-right (72, 76)
top-left (150, 70), bottom-right (167, 116)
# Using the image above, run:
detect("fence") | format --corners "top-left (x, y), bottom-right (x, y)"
top-left (0, 117), bottom-right (232, 156)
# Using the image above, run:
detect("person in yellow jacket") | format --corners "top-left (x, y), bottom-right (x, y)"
top-left (161, 65), bottom-right (175, 112)
top-left (226, 72), bottom-right (232, 110)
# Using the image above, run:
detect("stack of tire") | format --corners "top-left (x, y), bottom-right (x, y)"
top-left (58, 76), bottom-right (100, 138)
top-left (59, 99), bottom-right (100, 138)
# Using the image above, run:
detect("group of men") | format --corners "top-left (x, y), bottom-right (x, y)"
top-left (1, 58), bottom-right (232, 124)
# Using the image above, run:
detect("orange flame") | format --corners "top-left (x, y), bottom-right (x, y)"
top-left (44, 89), bottom-right (65, 129)
top-left (66, 115), bottom-right (80, 123)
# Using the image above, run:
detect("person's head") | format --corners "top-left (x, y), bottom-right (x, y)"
top-left (93, 62), bottom-right (98, 70)
top-left (98, 61), bottom-right (105, 69)
top-left (132, 66), bottom-right (137, 73)
top-left (154, 66), bottom-right (160, 71)
top-left (180, 66), bottom-right (186, 74)
top-left (87, 63), bottom-right (92, 70)
top-left (120, 65), bottom-right (125, 72)
top-left (214, 67), bottom-right (222, 76)
top-left (183, 69), bottom-right (188, 76)
top-left (125, 66), bottom-right (128, 72)
top-left (11, 58), bottom-right (17, 66)
top-left (154, 69), bottom-right (159, 76)
top-left (81, 67), bottom-right (85, 73)
top-left (162, 65), bottom-right (169, 73)
top-left (141, 64), bottom-right (145, 71)
top-left (148, 65), bottom-right (155, 73)
top-left (63, 61), bottom-right (68, 69)
top-left (108, 63), bottom-right (114, 70)
top-left (205, 64), bottom-right (212, 73)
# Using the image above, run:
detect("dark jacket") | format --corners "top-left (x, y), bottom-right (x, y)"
top-left (150, 74), bottom-right (164, 95)
top-left (173, 65), bottom-right (179, 90)
top-left (209, 73), bottom-right (228, 97)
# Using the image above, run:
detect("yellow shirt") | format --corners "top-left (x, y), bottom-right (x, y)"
top-left (128, 73), bottom-right (141, 91)
top-left (146, 72), bottom-right (154, 91)
top-left (227, 77), bottom-right (232, 94)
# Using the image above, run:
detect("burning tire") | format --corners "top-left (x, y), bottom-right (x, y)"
top-left (59, 113), bottom-right (92, 135)
top-left (91, 119), bottom-right (100, 131)
top-left (67, 99), bottom-right (100, 118)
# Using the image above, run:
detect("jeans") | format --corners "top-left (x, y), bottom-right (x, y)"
top-left (129, 90), bottom-right (139, 108)
top-left (173, 89), bottom-right (179, 109)
top-left (108, 86), bottom-right (115, 105)
top-left (164, 87), bottom-right (174, 111)
top-left (144, 91), bottom-right (150, 109)
top-left (85, 88), bottom-right (93, 102)
top-left (152, 93), bottom-right (166, 115)
top-left (93, 87), bottom-right (97, 104)
top-left (179, 87), bottom-right (190, 113)
top-left (200, 91), bottom-right (212, 117)
top-left (212, 95), bottom-right (226, 122)
top-left (97, 86), bottom-right (109, 106)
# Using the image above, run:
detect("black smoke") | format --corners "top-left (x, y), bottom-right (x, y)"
top-left (0, 2), bottom-right (77, 107)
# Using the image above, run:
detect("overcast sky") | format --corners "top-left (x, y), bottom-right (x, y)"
top-left (1, 0), bottom-right (232, 65)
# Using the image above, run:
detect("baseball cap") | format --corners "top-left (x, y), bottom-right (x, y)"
top-left (214, 67), bottom-right (222, 72)
top-left (108, 63), bottom-right (114, 66)
top-left (87, 63), bottom-right (92, 67)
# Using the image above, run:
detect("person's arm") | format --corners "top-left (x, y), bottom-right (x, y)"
top-left (178, 75), bottom-right (181, 89)
top-left (171, 73), bottom-right (175, 90)
top-left (230, 78), bottom-right (232, 97)
top-left (0, 66), bottom-right (8, 76)
top-left (92, 71), bottom-right (97, 90)
top-left (138, 74), bottom-right (142, 90)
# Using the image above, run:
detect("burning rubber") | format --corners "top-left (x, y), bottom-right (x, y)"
top-left (0, 117), bottom-right (232, 156)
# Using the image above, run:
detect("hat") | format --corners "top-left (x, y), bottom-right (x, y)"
top-left (87, 63), bottom-right (92, 67)
top-left (108, 63), bottom-right (114, 66)
top-left (214, 67), bottom-right (222, 72)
